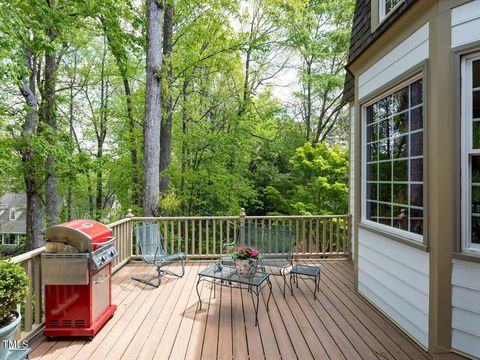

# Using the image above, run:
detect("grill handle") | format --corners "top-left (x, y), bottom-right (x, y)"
top-left (92, 236), bottom-right (116, 249)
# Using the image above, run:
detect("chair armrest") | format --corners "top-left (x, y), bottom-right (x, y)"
top-left (222, 241), bottom-right (236, 253)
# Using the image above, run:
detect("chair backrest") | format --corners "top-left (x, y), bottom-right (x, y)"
top-left (135, 222), bottom-right (166, 262)
top-left (239, 222), bottom-right (267, 249)
top-left (241, 222), bottom-right (295, 260)
top-left (263, 224), bottom-right (295, 260)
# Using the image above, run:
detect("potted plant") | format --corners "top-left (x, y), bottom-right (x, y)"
top-left (0, 260), bottom-right (29, 358)
top-left (231, 246), bottom-right (262, 278)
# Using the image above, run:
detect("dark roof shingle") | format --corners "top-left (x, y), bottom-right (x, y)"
top-left (343, 0), bottom-right (418, 102)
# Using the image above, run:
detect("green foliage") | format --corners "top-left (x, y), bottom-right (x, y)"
top-left (0, 260), bottom-right (29, 324)
top-left (0, 0), bottom-right (353, 235)
top-left (263, 142), bottom-right (349, 215)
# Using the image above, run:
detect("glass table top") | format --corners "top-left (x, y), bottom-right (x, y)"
top-left (198, 264), bottom-right (269, 286)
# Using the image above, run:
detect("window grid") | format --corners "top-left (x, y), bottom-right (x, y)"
top-left (364, 79), bottom-right (423, 236)
top-left (379, 0), bottom-right (402, 21)
top-left (462, 56), bottom-right (480, 249)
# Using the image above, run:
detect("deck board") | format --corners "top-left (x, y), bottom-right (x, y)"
top-left (30, 260), bottom-right (435, 360)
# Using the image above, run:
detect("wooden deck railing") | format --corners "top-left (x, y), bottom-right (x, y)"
top-left (11, 247), bottom-right (45, 341)
top-left (122, 210), bottom-right (352, 260)
top-left (10, 210), bottom-right (350, 341)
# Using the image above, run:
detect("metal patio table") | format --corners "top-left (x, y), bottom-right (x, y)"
top-left (196, 264), bottom-right (272, 326)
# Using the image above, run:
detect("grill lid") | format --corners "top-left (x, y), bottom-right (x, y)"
top-left (45, 219), bottom-right (113, 253)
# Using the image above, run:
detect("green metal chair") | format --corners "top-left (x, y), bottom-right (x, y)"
top-left (257, 224), bottom-right (295, 296)
top-left (132, 222), bottom-right (185, 288)
top-left (222, 222), bottom-right (295, 295)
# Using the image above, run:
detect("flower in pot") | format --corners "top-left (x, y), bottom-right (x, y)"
top-left (231, 246), bottom-right (262, 278)
top-left (0, 260), bottom-right (29, 358)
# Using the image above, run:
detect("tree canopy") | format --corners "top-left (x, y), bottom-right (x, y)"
top-left (0, 0), bottom-right (354, 249)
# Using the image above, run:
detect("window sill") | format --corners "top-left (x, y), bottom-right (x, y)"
top-left (453, 251), bottom-right (480, 264)
top-left (358, 222), bottom-right (428, 251)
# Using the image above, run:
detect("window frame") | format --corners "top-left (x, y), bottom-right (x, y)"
top-left (461, 53), bottom-right (480, 253)
top-left (378, 0), bottom-right (403, 23)
top-left (361, 73), bottom-right (424, 243)
top-left (9, 208), bottom-right (16, 221)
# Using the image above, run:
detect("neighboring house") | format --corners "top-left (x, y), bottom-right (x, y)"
top-left (345, 0), bottom-right (480, 358)
top-left (0, 192), bottom-right (26, 245)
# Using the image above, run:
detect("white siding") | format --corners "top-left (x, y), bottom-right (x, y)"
top-left (450, 3), bottom-right (480, 359)
top-left (451, 1), bottom-right (480, 48)
top-left (349, 104), bottom-right (355, 258)
top-left (358, 23), bottom-right (429, 99)
top-left (451, 259), bottom-right (480, 358)
top-left (358, 228), bottom-right (429, 347)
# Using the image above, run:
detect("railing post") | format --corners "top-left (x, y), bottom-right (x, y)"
top-left (126, 209), bottom-right (135, 257)
top-left (240, 208), bottom-right (246, 244)
top-left (348, 214), bottom-right (352, 260)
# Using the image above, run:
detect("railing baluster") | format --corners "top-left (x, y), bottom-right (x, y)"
top-left (213, 219), bottom-right (216, 255)
top-left (34, 256), bottom-right (42, 324)
top-left (336, 217), bottom-right (340, 255)
top-left (184, 220), bottom-right (188, 256)
top-left (199, 220), bottom-right (203, 256)
top-left (206, 220), bottom-right (209, 256)
top-left (192, 220), bottom-right (196, 256)
top-left (329, 219), bottom-right (334, 253)
top-left (24, 259), bottom-right (33, 332)
top-left (303, 219), bottom-right (307, 254)
top-left (226, 220), bottom-right (230, 246)
top-left (322, 218), bottom-right (327, 254)
top-left (268, 219), bottom-right (272, 254)
top-left (220, 220), bottom-right (224, 255)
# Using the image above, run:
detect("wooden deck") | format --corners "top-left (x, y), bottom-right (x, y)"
top-left (28, 260), bottom-right (442, 360)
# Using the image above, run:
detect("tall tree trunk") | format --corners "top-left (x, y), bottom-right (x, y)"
top-left (143, 0), bottom-right (163, 216)
top-left (305, 60), bottom-right (312, 142)
top-left (96, 37), bottom-right (108, 218)
top-left (19, 51), bottom-right (43, 250)
top-left (67, 52), bottom-right (78, 221)
top-left (180, 78), bottom-right (189, 195)
top-left (87, 173), bottom-right (94, 218)
top-left (123, 78), bottom-right (142, 208)
top-left (67, 83), bottom-right (74, 221)
top-left (159, 2), bottom-right (174, 198)
top-left (100, 16), bottom-right (142, 208)
top-left (238, 47), bottom-right (251, 116)
top-left (44, 29), bottom-right (59, 227)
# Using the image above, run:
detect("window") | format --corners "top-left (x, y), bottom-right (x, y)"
top-left (461, 55), bottom-right (480, 252)
top-left (379, 0), bottom-right (402, 22)
top-left (363, 76), bottom-right (424, 240)
top-left (9, 208), bottom-right (16, 221)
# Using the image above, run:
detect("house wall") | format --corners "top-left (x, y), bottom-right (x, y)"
top-left (353, 20), bottom-right (431, 349)
top-left (358, 228), bottom-right (430, 347)
top-left (349, 0), bottom-right (480, 355)
top-left (358, 23), bottom-right (429, 100)
top-left (451, 1), bottom-right (480, 48)
top-left (450, 2), bottom-right (480, 358)
top-left (451, 260), bottom-right (480, 358)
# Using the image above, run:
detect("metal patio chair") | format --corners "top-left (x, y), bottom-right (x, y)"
top-left (132, 222), bottom-right (185, 287)
top-left (222, 222), bottom-right (295, 296)
top-left (221, 222), bottom-right (267, 266)
top-left (258, 224), bottom-right (295, 296)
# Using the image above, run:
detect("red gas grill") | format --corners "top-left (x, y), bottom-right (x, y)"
top-left (41, 220), bottom-right (118, 338)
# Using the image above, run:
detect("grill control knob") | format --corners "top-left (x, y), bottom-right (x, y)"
top-left (110, 250), bottom-right (116, 256)
top-left (101, 255), bottom-right (107, 261)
